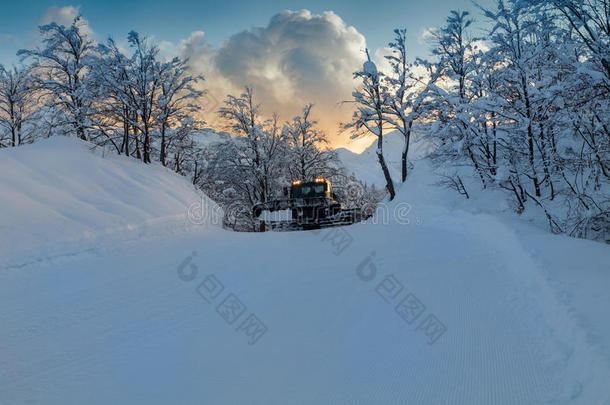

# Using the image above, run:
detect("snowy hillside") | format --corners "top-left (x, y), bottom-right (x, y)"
top-left (1, 139), bottom-right (609, 404)
top-left (193, 128), bottom-right (234, 148)
top-left (0, 137), bottom-right (220, 269)
top-left (336, 129), bottom-right (431, 187)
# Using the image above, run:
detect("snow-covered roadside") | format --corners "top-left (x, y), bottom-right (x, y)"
top-left (0, 138), bottom-right (221, 269)
top-left (384, 160), bottom-right (610, 403)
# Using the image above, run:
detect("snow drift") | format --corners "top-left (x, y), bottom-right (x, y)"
top-left (0, 137), bottom-right (220, 269)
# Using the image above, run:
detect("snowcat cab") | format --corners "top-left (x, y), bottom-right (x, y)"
top-left (289, 177), bottom-right (341, 225)
top-left (289, 177), bottom-right (333, 200)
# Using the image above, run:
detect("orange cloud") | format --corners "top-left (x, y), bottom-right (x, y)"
top-left (175, 10), bottom-right (371, 152)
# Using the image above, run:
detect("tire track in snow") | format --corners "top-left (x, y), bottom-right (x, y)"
top-left (468, 213), bottom-right (609, 403)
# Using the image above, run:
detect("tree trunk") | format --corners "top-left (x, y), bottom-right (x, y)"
top-left (143, 128), bottom-right (150, 164)
top-left (121, 108), bottom-right (129, 156)
top-left (301, 133), bottom-right (306, 180)
top-left (377, 134), bottom-right (395, 200)
top-left (522, 77), bottom-right (541, 197)
top-left (401, 149), bottom-right (407, 183)
top-left (122, 119), bottom-right (129, 156)
top-left (401, 120), bottom-right (413, 182)
top-left (77, 125), bottom-right (86, 141)
top-left (160, 121), bottom-right (167, 166)
top-left (538, 123), bottom-right (554, 200)
top-left (193, 160), bottom-right (198, 185)
top-left (492, 112), bottom-right (497, 172)
top-left (468, 145), bottom-right (487, 188)
top-left (134, 126), bottom-right (142, 160)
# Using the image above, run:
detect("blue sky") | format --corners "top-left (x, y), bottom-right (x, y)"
top-left (0, 0), bottom-right (494, 65)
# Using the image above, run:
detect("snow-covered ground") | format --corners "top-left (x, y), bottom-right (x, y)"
top-left (1, 138), bottom-right (609, 404)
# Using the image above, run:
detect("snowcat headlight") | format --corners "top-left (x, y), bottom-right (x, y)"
top-left (292, 180), bottom-right (302, 186)
top-left (314, 177), bottom-right (325, 183)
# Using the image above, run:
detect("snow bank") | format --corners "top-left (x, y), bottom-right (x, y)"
top-left (0, 137), bottom-right (221, 268)
top-left (372, 161), bottom-right (610, 403)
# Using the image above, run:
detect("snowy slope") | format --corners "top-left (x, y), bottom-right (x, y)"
top-left (0, 137), bottom-right (220, 269)
top-left (1, 139), bottom-right (609, 404)
top-left (193, 127), bottom-right (233, 148)
top-left (336, 129), bottom-right (432, 187)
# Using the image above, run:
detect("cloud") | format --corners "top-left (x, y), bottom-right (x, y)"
top-left (418, 27), bottom-right (436, 46)
top-left (178, 10), bottom-right (368, 147)
top-left (373, 47), bottom-right (394, 76)
top-left (39, 6), bottom-right (94, 37)
top-left (158, 40), bottom-right (175, 53)
top-left (178, 31), bottom-right (216, 75)
top-left (176, 31), bottom-right (233, 120)
top-left (471, 39), bottom-right (490, 54)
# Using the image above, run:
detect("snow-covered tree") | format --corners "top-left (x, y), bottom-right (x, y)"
top-left (384, 29), bottom-right (439, 181)
top-left (213, 88), bottom-right (288, 229)
top-left (91, 38), bottom-right (134, 155)
top-left (92, 34), bottom-right (204, 165)
top-left (347, 50), bottom-right (396, 200)
top-left (421, 2), bottom-right (608, 240)
top-left (426, 10), bottom-right (492, 188)
top-left (166, 118), bottom-right (202, 175)
top-left (18, 16), bottom-right (95, 141)
top-left (155, 58), bottom-right (203, 166)
top-left (283, 104), bottom-right (339, 182)
top-left (0, 65), bottom-right (35, 147)
top-left (539, 0), bottom-right (610, 85)
top-left (124, 31), bottom-right (163, 164)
